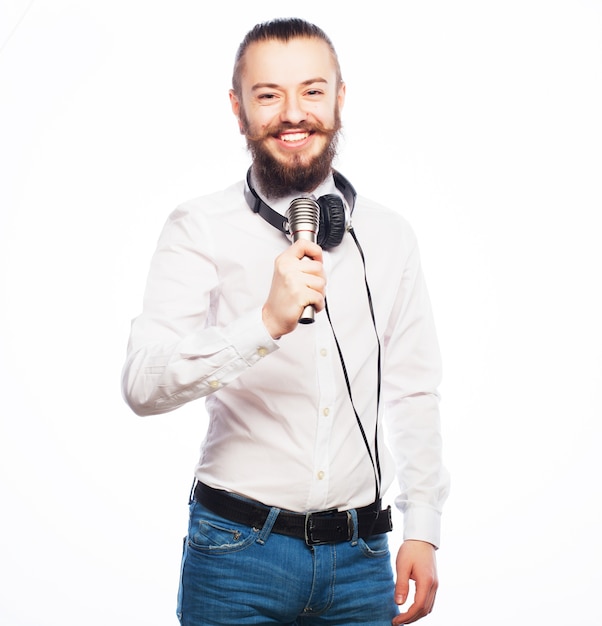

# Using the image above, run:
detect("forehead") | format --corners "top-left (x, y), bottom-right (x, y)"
top-left (240, 37), bottom-right (339, 89)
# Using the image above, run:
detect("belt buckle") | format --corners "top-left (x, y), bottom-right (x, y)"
top-left (304, 508), bottom-right (352, 546)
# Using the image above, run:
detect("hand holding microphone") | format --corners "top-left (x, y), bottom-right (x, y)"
top-left (261, 197), bottom-right (324, 339)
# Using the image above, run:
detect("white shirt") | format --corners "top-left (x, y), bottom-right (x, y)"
top-left (122, 173), bottom-right (450, 547)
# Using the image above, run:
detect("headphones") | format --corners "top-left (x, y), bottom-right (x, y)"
top-left (244, 167), bottom-right (357, 250)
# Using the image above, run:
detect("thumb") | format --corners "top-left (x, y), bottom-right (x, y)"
top-left (394, 561), bottom-right (411, 605)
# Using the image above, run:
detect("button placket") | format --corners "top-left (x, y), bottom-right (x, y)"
top-left (307, 316), bottom-right (336, 509)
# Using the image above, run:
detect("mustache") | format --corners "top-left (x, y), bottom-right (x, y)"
top-left (242, 119), bottom-right (336, 143)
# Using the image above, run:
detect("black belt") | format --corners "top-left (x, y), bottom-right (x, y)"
top-left (194, 482), bottom-right (392, 546)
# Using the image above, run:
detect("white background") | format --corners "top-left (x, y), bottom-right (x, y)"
top-left (1, 1), bottom-right (601, 624)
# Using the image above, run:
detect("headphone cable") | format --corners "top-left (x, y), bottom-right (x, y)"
top-left (324, 225), bottom-right (383, 507)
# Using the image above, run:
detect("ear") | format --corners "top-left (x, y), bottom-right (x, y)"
top-left (229, 90), bottom-right (244, 134)
top-left (337, 81), bottom-right (346, 112)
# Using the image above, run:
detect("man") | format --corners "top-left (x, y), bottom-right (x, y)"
top-left (122, 18), bottom-right (449, 626)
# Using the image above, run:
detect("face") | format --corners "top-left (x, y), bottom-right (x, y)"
top-left (230, 37), bottom-right (346, 197)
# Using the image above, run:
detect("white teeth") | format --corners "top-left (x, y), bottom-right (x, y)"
top-left (281, 132), bottom-right (309, 142)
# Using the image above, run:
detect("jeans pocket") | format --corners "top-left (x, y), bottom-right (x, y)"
top-left (357, 533), bottom-right (391, 558)
top-left (189, 519), bottom-right (257, 554)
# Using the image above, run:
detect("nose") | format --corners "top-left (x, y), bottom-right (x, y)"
top-left (280, 94), bottom-right (307, 125)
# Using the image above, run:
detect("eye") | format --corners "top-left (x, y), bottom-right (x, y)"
top-left (305, 89), bottom-right (324, 97)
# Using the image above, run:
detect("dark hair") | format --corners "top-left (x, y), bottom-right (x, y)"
top-left (232, 18), bottom-right (342, 97)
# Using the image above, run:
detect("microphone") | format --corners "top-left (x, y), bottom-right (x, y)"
top-left (286, 197), bottom-right (320, 324)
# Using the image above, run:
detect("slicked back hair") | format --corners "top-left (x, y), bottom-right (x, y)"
top-left (231, 18), bottom-right (343, 98)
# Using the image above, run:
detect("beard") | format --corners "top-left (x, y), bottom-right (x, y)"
top-left (240, 109), bottom-right (342, 199)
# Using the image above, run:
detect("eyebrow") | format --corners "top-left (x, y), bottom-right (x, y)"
top-left (251, 77), bottom-right (329, 91)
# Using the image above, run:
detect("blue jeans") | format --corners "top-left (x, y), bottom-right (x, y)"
top-left (177, 499), bottom-right (399, 625)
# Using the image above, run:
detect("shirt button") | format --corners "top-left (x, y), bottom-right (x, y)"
top-left (320, 348), bottom-right (327, 357)
top-left (209, 379), bottom-right (220, 389)
top-left (317, 471), bottom-right (325, 480)
top-left (322, 407), bottom-right (330, 417)
top-left (257, 347), bottom-right (268, 357)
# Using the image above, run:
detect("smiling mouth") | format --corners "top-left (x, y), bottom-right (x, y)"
top-left (279, 131), bottom-right (312, 143)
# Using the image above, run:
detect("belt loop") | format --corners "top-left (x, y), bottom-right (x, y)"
top-left (348, 508), bottom-right (359, 546)
top-left (256, 507), bottom-right (280, 545)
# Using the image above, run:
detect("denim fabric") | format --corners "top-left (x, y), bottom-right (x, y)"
top-left (177, 499), bottom-right (399, 625)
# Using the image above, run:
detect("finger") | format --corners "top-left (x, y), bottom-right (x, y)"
top-left (298, 283), bottom-right (325, 315)
top-left (394, 576), bottom-right (410, 607)
top-left (393, 602), bottom-right (424, 625)
top-left (299, 254), bottom-right (325, 271)
top-left (393, 599), bottom-right (428, 625)
top-left (291, 239), bottom-right (323, 261)
top-left (394, 557), bottom-right (411, 606)
top-left (304, 272), bottom-right (326, 293)
top-left (392, 580), bottom-right (437, 625)
top-left (395, 587), bottom-right (426, 624)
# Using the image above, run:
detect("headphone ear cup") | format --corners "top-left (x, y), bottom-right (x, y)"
top-left (317, 194), bottom-right (347, 249)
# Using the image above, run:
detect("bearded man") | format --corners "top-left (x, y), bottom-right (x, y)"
top-left (122, 17), bottom-right (449, 626)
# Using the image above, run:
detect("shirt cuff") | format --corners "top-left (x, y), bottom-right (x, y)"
top-left (400, 503), bottom-right (443, 549)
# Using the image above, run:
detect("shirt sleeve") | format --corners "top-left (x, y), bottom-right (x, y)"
top-left (121, 204), bottom-right (278, 416)
top-left (381, 236), bottom-right (450, 549)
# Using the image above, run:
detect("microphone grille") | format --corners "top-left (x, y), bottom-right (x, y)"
top-left (286, 197), bottom-right (320, 236)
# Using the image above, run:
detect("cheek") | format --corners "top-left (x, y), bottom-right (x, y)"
top-left (248, 109), bottom-right (277, 132)
top-left (313, 102), bottom-right (337, 125)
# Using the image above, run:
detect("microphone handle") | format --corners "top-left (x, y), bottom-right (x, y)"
top-left (295, 230), bottom-right (316, 324)
top-left (299, 303), bottom-right (315, 324)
